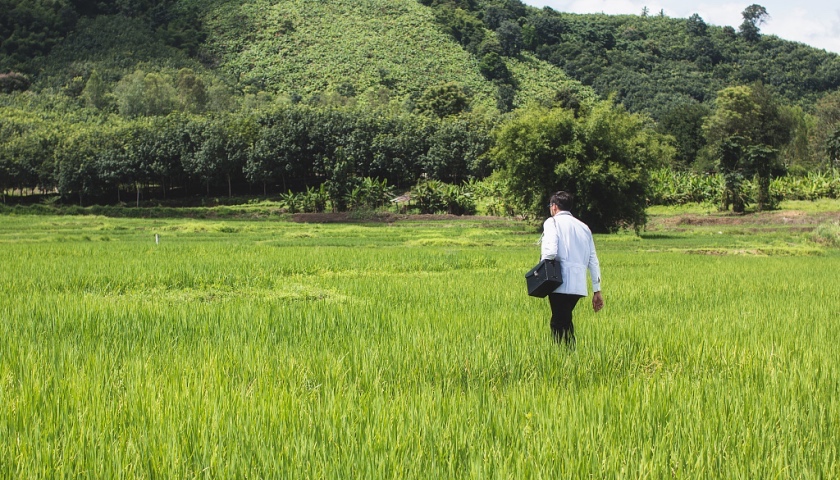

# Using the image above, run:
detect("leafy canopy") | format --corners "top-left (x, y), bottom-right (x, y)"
top-left (491, 99), bottom-right (674, 232)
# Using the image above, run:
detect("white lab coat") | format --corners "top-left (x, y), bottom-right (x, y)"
top-left (540, 211), bottom-right (601, 296)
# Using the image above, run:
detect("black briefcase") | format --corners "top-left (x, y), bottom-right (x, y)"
top-left (525, 259), bottom-right (562, 297)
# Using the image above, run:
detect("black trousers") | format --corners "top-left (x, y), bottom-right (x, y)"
top-left (548, 293), bottom-right (582, 344)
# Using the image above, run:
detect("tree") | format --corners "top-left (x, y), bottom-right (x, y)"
top-left (496, 83), bottom-right (516, 113)
top-left (811, 90), bottom-right (840, 169)
top-left (55, 126), bottom-right (112, 205)
top-left (176, 68), bottom-right (208, 114)
top-left (686, 14), bottom-right (707, 37)
top-left (432, 6), bottom-right (485, 53)
top-left (182, 115), bottom-right (254, 196)
top-left (483, 5), bottom-right (515, 30)
top-left (0, 122), bottom-right (58, 197)
top-left (777, 105), bottom-right (812, 172)
top-left (82, 69), bottom-right (110, 110)
top-left (703, 83), bottom-right (792, 210)
top-left (523, 15), bottom-right (565, 48)
top-left (0, 72), bottom-right (30, 93)
top-left (717, 136), bottom-right (747, 212)
top-left (422, 118), bottom-right (491, 183)
top-left (742, 4), bottom-right (769, 25)
top-left (739, 4), bottom-right (768, 42)
top-left (0, 0), bottom-right (77, 70)
top-left (478, 52), bottom-right (511, 83)
top-left (94, 123), bottom-right (151, 205)
top-left (657, 102), bottom-right (710, 167)
top-left (496, 20), bottom-right (524, 57)
top-left (491, 99), bottom-right (674, 232)
top-left (415, 82), bottom-right (470, 118)
top-left (114, 70), bottom-right (177, 118)
top-left (827, 129), bottom-right (840, 170)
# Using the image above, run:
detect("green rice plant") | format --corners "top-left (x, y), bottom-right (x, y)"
top-left (0, 213), bottom-right (839, 477)
top-left (810, 220), bottom-right (840, 247)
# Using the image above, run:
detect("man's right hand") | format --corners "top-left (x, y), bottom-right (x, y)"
top-left (592, 291), bottom-right (604, 312)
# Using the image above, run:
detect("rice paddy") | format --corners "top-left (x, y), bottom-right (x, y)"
top-left (1, 213), bottom-right (838, 478)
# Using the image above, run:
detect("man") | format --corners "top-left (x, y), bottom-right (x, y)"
top-left (540, 191), bottom-right (604, 346)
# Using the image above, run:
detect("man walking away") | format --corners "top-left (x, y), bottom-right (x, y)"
top-left (540, 191), bottom-right (604, 347)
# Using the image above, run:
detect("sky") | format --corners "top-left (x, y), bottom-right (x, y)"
top-left (521, 0), bottom-right (840, 54)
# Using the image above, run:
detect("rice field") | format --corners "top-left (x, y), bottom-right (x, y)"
top-left (1, 214), bottom-right (838, 478)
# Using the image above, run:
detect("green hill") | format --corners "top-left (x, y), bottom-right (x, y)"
top-left (3, 0), bottom-right (838, 118)
top-left (2, 0), bottom-right (840, 206)
top-left (38, 14), bottom-right (202, 89)
top-left (203, 0), bottom-right (496, 103)
top-left (0, 0), bottom-right (588, 113)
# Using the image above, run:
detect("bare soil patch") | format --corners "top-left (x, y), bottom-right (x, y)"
top-left (289, 212), bottom-right (506, 224)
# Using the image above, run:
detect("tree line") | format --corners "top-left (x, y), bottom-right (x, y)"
top-left (3, 0), bottom-right (840, 231)
top-left (0, 101), bottom-right (494, 206)
top-left (2, 87), bottom-right (678, 231)
top-left (4, 76), bottom-right (840, 228)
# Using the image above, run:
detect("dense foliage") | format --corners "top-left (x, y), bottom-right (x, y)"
top-left (702, 83), bottom-right (793, 211)
top-left (0, 100), bottom-right (495, 208)
top-left (3, 0), bottom-right (840, 223)
top-left (427, 1), bottom-right (840, 170)
top-left (490, 99), bottom-right (674, 231)
top-left (0, 0), bottom-right (205, 74)
top-left (455, 1), bottom-right (840, 114)
top-left (649, 168), bottom-right (840, 207)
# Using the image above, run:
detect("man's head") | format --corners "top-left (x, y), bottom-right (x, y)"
top-left (549, 191), bottom-right (574, 212)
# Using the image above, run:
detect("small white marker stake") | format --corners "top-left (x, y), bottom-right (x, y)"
top-left (155, 234), bottom-right (160, 245)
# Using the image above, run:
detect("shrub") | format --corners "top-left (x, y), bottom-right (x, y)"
top-left (411, 179), bottom-right (476, 215)
top-left (492, 99), bottom-right (674, 232)
top-left (0, 72), bottom-right (31, 93)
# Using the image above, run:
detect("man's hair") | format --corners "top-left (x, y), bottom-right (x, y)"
top-left (549, 191), bottom-right (574, 211)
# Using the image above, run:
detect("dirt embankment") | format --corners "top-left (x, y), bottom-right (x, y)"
top-left (650, 210), bottom-right (840, 229)
top-left (292, 210), bottom-right (840, 228)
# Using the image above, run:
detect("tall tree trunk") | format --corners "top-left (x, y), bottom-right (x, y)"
top-left (756, 174), bottom-right (770, 211)
top-left (227, 174), bottom-right (232, 198)
top-left (720, 187), bottom-right (730, 212)
top-left (136, 182), bottom-right (140, 207)
top-left (732, 195), bottom-right (745, 213)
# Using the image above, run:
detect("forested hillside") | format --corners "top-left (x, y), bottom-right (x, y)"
top-left (2, 0), bottom-right (839, 227)
top-left (7, 0), bottom-right (837, 117)
top-left (1, 0), bottom-right (586, 110)
top-left (424, 1), bottom-right (840, 112)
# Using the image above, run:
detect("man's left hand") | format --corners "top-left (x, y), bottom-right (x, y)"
top-left (592, 291), bottom-right (604, 312)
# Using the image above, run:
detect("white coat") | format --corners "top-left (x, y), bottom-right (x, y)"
top-left (540, 211), bottom-right (601, 296)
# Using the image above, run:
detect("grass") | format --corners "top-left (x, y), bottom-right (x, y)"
top-left (779, 198), bottom-right (840, 213)
top-left (1, 212), bottom-right (838, 477)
